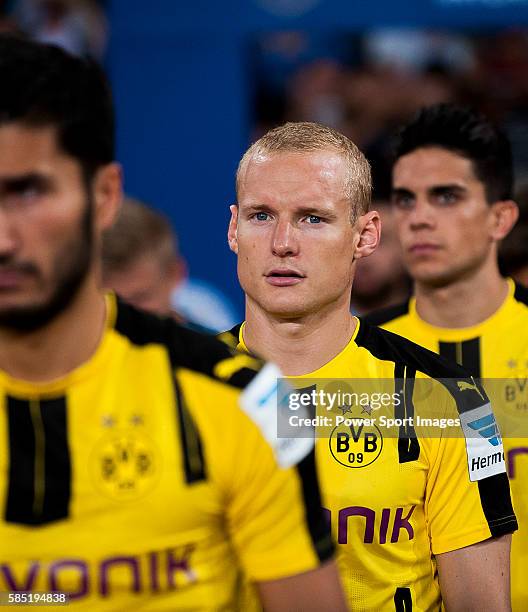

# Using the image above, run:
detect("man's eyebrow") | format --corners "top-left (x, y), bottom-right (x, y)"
top-left (428, 184), bottom-right (467, 197)
top-left (295, 205), bottom-right (338, 218)
top-left (241, 203), bottom-right (272, 211)
top-left (391, 184), bottom-right (467, 197)
top-left (391, 187), bottom-right (414, 197)
top-left (0, 173), bottom-right (52, 192)
top-left (241, 202), bottom-right (338, 218)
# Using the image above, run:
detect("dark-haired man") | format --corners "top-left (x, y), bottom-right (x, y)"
top-left (225, 120), bottom-right (517, 610)
top-left (0, 36), bottom-right (346, 611)
top-left (366, 103), bottom-right (528, 609)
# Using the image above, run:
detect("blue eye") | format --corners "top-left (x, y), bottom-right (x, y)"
top-left (307, 215), bottom-right (321, 224)
top-left (392, 195), bottom-right (414, 209)
top-left (255, 212), bottom-right (269, 221)
top-left (437, 192), bottom-right (458, 205)
top-left (20, 186), bottom-right (40, 201)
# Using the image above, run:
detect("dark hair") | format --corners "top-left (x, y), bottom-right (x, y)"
top-left (0, 35), bottom-right (114, 183)
top-left (393, 103), bottom-right (513, 203)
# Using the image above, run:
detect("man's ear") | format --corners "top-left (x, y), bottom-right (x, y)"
top-left (490, 200), bottom-right (519, 241)
top-left (92, 162), bottom-right (123, 231)
top-left (166, 256), bottom-right (187, 288)
top-left (354, 210), bottom-right (381, 261)
top-left (228, 204), bottom-right (239, 254)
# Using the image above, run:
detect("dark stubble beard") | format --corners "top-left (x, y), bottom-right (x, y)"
top-left (0, 198), bottom-right (93, 333)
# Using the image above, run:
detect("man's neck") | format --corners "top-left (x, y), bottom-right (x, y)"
top-left (243, 299), bottom-right (356, 376)
top-left (414, 262), bottom-right (509, 329)
top-left (0, 277), bottom-right (107, 382)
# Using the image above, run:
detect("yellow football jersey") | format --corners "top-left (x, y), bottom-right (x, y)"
top-left (365, 278), bottom-right (528, 611)
top-left (225, 318), bottom-right (517, 611)
top-left (0, 295), bottom-right (334, 611)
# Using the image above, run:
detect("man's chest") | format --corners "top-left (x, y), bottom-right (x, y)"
top-left (0, 376), bottom-right (225, 600)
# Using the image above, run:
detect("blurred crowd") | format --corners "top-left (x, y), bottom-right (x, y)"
top-left (253, 28), bottom-right (528, 314)
top-left (0, 0), bottom-right (241, 331)
top-left (253, 29), bottom-right (528, 177)
top-left (0, 0), bottom-right (107, 59)
top-left (0, 12), bottom-right (526, 324)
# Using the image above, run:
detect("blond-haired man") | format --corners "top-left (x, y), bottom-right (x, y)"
top-left (224, 121), bottom-right (517, 610)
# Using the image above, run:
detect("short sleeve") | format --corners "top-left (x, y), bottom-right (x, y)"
top-left (179, 368), bottom-right (334, 582)
top-left (422, 390), bottom-right (517, 555)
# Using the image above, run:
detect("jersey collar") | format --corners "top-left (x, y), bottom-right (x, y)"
top-left (235, 317), bottom-right (362, 378)
top-left (408, 278), bottom-right (517, 342)
top-left (0, 292), bottom-right (117, 396)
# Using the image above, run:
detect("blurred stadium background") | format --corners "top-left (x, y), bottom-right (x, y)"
top-left (2, 0), bottom-right (528, 324)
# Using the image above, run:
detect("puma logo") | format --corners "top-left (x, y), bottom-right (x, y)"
top-left (457, 379), bottom-right (485, 401)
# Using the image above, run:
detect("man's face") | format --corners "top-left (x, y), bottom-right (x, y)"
top-left (392, 146), bottom-right (497, 287)
top-left (0, 123), bottom-right (94, 331)
top-left (229, 150), bottom-right (359, 318)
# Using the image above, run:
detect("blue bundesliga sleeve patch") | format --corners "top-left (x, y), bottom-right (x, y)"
top-left (459, 403), bottom-right (506, 482)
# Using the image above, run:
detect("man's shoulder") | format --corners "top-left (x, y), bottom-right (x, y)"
top-left (357, 317), bottom-right (472, 380)
top-left (356, 320), bottom-right (490, 414)
top-left (114, 299), bottom-right (262, 389)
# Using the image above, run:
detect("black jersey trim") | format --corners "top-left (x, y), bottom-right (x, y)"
top-left (394, 364), bottom-right (420, 463)
top-left (361, 300), bottom-right (410, 326)
top-left (477, 474), bottom-right (518, 537)
top-left (5, 396), bottom-right (70, 525)
top-left (513, 282), bottom-right (528, 306)
top-left (295, 448), bottom-right (335, 563)
top-left (394, 587), bottom-right (413, 612)
top-left (226, 323), bottom-right (243, 344)
top-left (356, 321), bottom-right (515, 537)
top-left (438, 341), bottom-right (458, 368)
top-left (114, 300), bottom-right (260, 390)
top-left (439, 338), bottom-right (482, 379)
top-left (173, 377), bottom-right (206, 484)
top-left (355, 321), bottom-right (488, 414)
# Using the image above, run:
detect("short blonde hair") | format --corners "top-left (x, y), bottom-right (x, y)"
top-left (236, 121), bottom-right (371, 221)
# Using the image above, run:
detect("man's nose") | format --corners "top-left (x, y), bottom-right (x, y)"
top-left (271, 219), bottom-right (299, 257)
top-left (408, 199), bottom-right (436, 230)
top-left (0, 208), bottom-right (20, 258)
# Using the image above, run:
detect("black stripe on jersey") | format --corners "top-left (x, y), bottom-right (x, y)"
top-left (477, 474), bottom-right (518, 537)
top-left (356, 321), bottom-right (517, 538)
top-left (438, 341), bottom-right (457, 366)
top-left (295, 448), bottom-right (335, 563)
top-left (361, 300), bottom-right (410, 327)
top-left (461, 338), bottom-right (481, 379)
top-left (394, 587), bottom-right (413, 611)
top-left (114, 300), bottom-right (259, 389)
top-left (355, 321), bottom-right (488, 414)
top-left (5, 396), bottom-right (70, 525)
top-left (394, 364), bottom-right (420, 463)
top-left (514, 282), bottom-right (528, 305)
top-left (173, 377), bottom-right (206, 484)
top-left (439, 338), bottom-right (482, 379)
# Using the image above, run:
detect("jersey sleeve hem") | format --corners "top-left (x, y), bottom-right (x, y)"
top-left (432, 517), bottom-right (517, 555)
